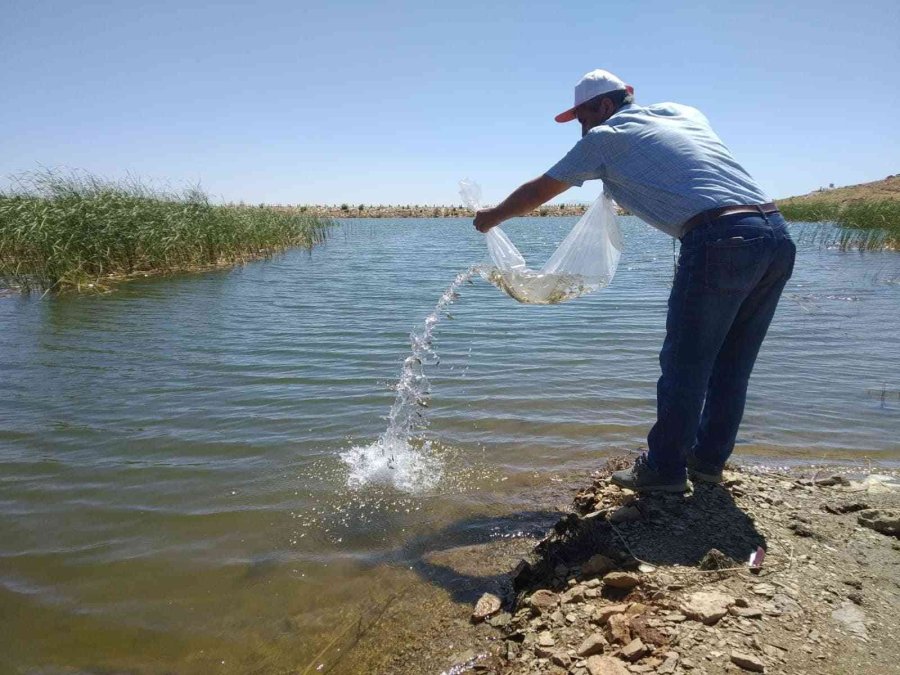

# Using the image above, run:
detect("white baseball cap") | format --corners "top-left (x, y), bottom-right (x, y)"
top-left (555, 69), bottom-right (634, 123)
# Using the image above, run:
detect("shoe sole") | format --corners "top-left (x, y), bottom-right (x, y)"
top-left (688, 469), bottom-right (723, 484)
top-left (610, 476), bottom-right (689, 493)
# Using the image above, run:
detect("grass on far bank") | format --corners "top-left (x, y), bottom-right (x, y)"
top-left (778, 199), bottom-right (900, 250)
top-left (0, 170), bottom-right (334, 293)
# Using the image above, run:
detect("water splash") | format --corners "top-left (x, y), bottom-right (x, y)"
top-left (341, 267), bottom-right (476, 492)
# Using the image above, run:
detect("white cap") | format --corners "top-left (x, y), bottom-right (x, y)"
top-left (555, 69), bottom-right (633, 123)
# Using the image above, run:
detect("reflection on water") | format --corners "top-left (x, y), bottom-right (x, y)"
top-left (0, 216), bottom-right (898, 672)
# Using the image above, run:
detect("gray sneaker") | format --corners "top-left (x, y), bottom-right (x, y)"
top-left (611, 454), bottom-right (688, 493)
top-left (687, 460), bottom-right (724, 484)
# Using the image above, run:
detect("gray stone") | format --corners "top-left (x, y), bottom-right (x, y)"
top-left (681, 591), bottom-right (735, 625)
top-left (604, 572), bottom-right (641, 590)
top-left (583, 554), bottom-right (616, 577)
top-left (730, 650), bottom-right (766, 672)
top-left (857, 509), bottom-right (900, 537)
top-left (620, 638), bottom-right (649, 662)
top-left (577, 632), bottom-right (608, 657)
top-left (538, 630), bottom-right (555, 647)
top-left (562, 584), bottom-right (588, 604)
top-left (609, 504), bottom-right (642, 524)
top-left (831, 600), bottom-right (868, 639)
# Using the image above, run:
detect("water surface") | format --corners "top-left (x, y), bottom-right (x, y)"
top-left (1, 215), bottom-right (898, 672)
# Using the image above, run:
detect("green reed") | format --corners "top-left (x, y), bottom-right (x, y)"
top-left (0, 170), bottom-right (334, 292)
top-left (778, 199), bottom-right (900, 250)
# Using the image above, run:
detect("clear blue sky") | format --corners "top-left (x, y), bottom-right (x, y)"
top-left (2, 0), bottom-right (898, 206)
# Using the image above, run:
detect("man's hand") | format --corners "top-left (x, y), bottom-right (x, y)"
top-left (474, 208), bottom-right (502, 233)
top-left (471, 174), bottom-right (570, 235)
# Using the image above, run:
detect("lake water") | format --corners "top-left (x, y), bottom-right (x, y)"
top-left (1, 216), bottom-right (898, 673)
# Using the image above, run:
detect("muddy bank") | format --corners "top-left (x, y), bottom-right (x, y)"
top-left (342, 459), bottom-right (900, 674)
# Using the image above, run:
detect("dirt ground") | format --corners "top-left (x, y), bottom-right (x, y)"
top-left (336, 459), bottom-right (900, 675)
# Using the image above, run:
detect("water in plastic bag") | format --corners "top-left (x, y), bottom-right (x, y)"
top-left (459, 179), bottom-right (623, 304)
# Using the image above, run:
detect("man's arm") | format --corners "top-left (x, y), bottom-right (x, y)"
top-left (473, 174), bottom-right (570, 233)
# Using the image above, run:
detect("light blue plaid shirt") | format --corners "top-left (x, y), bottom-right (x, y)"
top-left (546, 102), bottom-right (769, 238)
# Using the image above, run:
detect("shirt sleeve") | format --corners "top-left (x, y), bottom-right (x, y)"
top-left (545, 132), bottom-right (606, 187)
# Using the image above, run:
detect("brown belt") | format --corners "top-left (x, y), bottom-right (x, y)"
top-left (681, 202), bottom-right (779, 238)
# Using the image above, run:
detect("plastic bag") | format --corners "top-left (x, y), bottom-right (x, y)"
top-left (460, 179), bottom-right (623, 304)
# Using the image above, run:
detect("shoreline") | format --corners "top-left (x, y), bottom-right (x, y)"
top-left (323, 459), bottom-right (900, 674)
top-left (260, 204), bottom-right (594, 219)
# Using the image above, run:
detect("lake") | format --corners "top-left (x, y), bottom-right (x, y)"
top-left (1, 215), bottom-right (898, 673)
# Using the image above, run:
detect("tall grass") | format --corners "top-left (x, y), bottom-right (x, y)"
top-left (0, 170), bottom-right (334, 292)
top-left (778, 199), bottom-right (900, 250)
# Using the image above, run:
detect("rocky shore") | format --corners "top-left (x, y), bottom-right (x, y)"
top-left (450, 460), bottom-right (900, 675)
top-left (388, 459), bottom-right (900, 675)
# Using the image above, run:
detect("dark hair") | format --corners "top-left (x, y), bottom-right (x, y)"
top-left (579, 88), bottom-right (634, 113)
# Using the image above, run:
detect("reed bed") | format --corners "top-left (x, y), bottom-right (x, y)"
top-left (0, 171), bottom-right (334, 292)
top-left (778, 199), bottom-right (900, 250)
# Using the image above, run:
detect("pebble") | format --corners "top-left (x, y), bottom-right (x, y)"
top-left (681, 591), bottom-right (735, 625)
top-left (594, 604), bottom-right (630, 625)
top-left (604, 572), bottom-right (641, 590)
top-left (529, 589), bottom-right (560, 614)
top-left (583, 554), bottom-right (616, 577)
top-left (730, 650), bottom-right (766, 672)
top-left (472, 592), bottom-right (502, 622)
top-left (577, 632), bottom-right (608, 657)
top-left (586, 655), bottom-right (631, 675)
top-left (620, 638), bottom-right (649, 662)
top-left (857, 509), bottom-right (900, 537)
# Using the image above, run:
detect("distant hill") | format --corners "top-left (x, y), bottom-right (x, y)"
top-left (779, 174), bottom-right (900, 205)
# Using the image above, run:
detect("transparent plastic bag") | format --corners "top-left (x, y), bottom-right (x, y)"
top-left (460, 178), bottom-right (623, 304)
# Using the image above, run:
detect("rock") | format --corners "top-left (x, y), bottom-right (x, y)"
top-left (609, 504), bottom-right (642, 524)
top-left (472, 592), bottom-right (502, 622)
top-left (658, 651), bottom-right (680, 674)
top-left (586, 655), bottom-right (631, 675)
top-left (730, 651), bottom-right (766, 672)
top-left (698, 548), bottom-right (738, 571)
top-left (823, 501), bottom-right (869, 514)
top-left (857, 509), bottom-right (900, 537)
top-left (551, 651), bottom-right (572, 668)
top-left (577, 632), bottom-right (608, 657)
top-left (729, 606), bottom-right (763, 619)
top-left (537, 630), bottom-right (555, 647)
top-left (789, 521), bottom-right (816, 538)
top-left (814, 474), bottom-right (850, 487)
top-left (605, 613), bottom-right (632, 644)
top-left (450, 649), bottom-right (477, 666)
top-left (529, 589), bottom-right (560, 614)
top-left (831, 600), bottom-right (868, 638)
top-left (681, 591), bottom-right (735, 625)
top-left (594, 604), bottom-right (630, 625)
top-left (512, 559), bottom-right (532, 589)
top-left (562, 584), bottom-right (588, 604)
top-left (487, 611), bottom-right (511, 627)
top-left (620, 638), bottom-right (648, 662)
top-left (751, 583), bottom-right (776, 598)
top-left (604, 572), bottom-right (641, 590)
top-left (771, 593), bottom-right (802, 615)
top-left (583, 554), bottom-right (616, 577)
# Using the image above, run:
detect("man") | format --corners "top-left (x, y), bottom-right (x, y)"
top-left (473, 69), bottom-right (795, 493)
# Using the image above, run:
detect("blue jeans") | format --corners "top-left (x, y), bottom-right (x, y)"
top-left (646, 210), bottom-right (796, 479)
